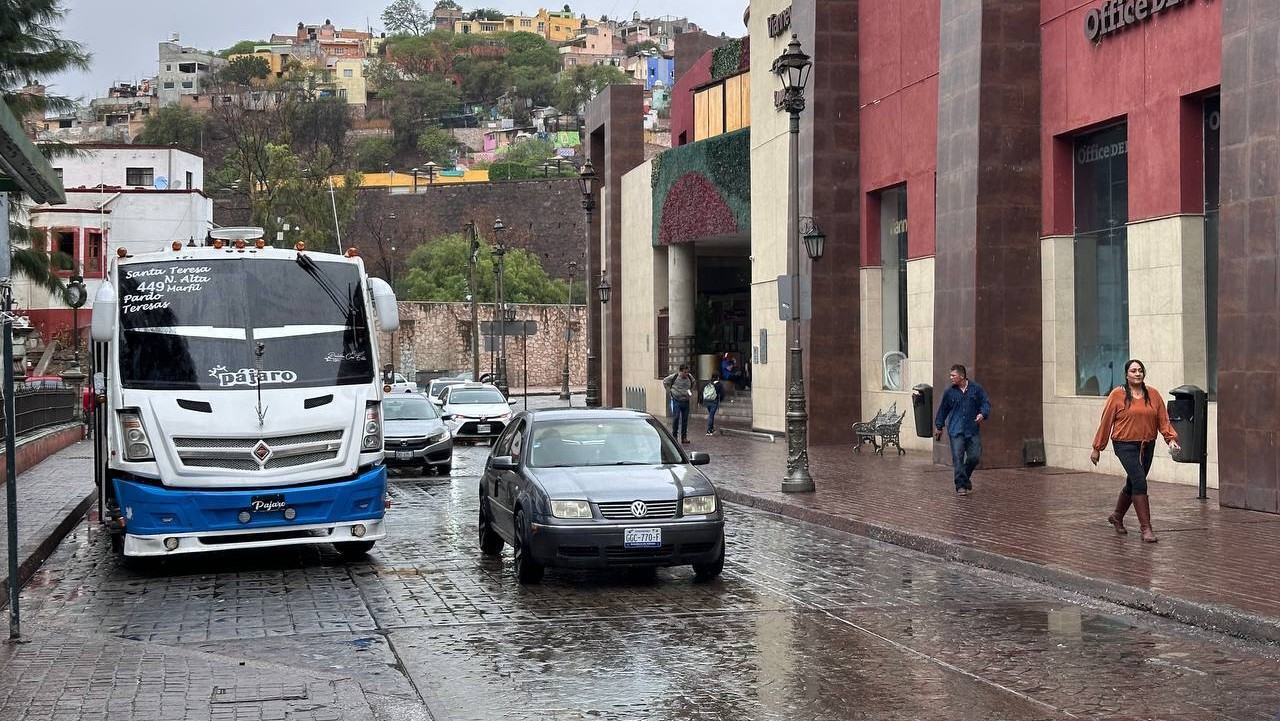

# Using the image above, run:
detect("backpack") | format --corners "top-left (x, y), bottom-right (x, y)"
top-left (701, 382), bottom-right (717, 402)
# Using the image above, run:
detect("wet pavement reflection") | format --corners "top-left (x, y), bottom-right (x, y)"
top-left (15, 398), bottom-right (1280, 720)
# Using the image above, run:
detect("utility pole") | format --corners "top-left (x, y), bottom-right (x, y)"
top-left (466, 221), bottom-right (480, 380)
top-left (0, 193), bottom-right (18, 638)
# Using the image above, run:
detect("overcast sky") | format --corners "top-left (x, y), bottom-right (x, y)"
top-left (47, 0), bottom-right (746, 102)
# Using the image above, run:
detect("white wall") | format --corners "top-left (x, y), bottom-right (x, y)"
top-left (54, 147), bottom-right (204, 191)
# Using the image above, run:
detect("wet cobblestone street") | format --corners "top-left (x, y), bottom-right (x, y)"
top-left (9, 402), bottom-right (1280, 720)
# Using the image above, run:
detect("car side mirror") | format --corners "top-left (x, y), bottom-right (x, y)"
top-left (688, 451), bottom-right (711, 466)
top-left (432, 397), bottom-right (443, 406)
top-left (491, 455), bottom-right (518, 471)
top-left (508, 398), bottom-right (517, 405)
top-left (441, 413), bottom-right (453, 421)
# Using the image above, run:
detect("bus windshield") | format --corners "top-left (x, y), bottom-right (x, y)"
top-left (117, 256), bottom-right (374, 390)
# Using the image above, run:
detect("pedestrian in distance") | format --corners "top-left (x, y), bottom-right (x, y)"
top-left (662, 364), bottom-right (696, 444)
top-left (700, 373), bottom-right (725, 436)
top-left (1090, 358), bottom-right (1180, 543)
top-left (933, 364), bottom-right (990, 496)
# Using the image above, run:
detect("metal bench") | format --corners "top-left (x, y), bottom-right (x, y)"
top-left (875, 409), bottom-right (906, 455)
top-left (853, 403), bottom-right (896, 453)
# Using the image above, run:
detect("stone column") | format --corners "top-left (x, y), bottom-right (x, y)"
top-left (933, 0), bottom-right (1042, 467)
top-left (668, 243), bottom-right (696, 375)
top-left (1217, 0), bottom-right (1280, 513)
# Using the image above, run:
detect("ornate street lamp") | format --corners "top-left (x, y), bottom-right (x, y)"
top-left (61, 275), bottom-right (88, 421)
top-left (596, 270), bottom-right (612, 304)
top-left (559, 259), bottom-right (577, 403)
top-left (579, 159), bottom-right (601, 407)
top-left (492, 218), bottom-right (509, 396)
top-left (774, 33), bottom-right (818, 494)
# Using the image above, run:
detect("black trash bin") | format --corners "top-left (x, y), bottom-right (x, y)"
top-left (912, 383), bottom-right (933, 438)
top-left (1167, 385), bottom-right (1208, 463)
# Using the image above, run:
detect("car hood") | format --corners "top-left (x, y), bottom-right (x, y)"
top-left (384, 418), bottom-right (447, 438)
top-left (445, 402), bottom-right (510, 418)
top-left (529, 464), bottom-right (715, 502)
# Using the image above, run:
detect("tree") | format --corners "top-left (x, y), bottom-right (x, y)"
top-left (401, 235), bottom-right (568, 304)
top-left (218, 39), bottom-right (267, 58)
top-left (291, 98), bottom-right (352, 167)
top-left (354, 136), bottom-right (395, 171)
top-left (220, 55), bottom-right (271, 86)
top-left (136, 105), bottom-right (208, 153)
top-left (253, 144), bottom-right (362, 254)
top-left (415, 125), bottom-right (458, 164)
top-left (383, 76), bottom-right (461, 151)
top-left (0, 0), bottom-right (91, 117)
top-left (0, 0), bottom-right (90, 296)
top-left (382, 0), bottom-right (431, 36)
top-left (434, 0), bottom-right (461, 10)
top-left (554, 64), bottom-right (633, 113)
top-left (466, 8), bottom-right (506, 21)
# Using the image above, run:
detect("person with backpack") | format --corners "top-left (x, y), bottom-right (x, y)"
top-left (700, 373), bottom-right (725, 436)
top-left (662, 364), bottom-right (695, 444)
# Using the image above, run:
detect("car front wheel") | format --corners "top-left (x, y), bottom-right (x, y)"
top-left (692, 532), bottom-right (725, 581)
top-left (513, 510), bottom-right (544, 584)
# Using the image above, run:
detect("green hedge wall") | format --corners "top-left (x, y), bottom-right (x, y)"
top-left (651, 128), bottom-right (750, 245)
top-left (711, 37), bottom-right (747, 82)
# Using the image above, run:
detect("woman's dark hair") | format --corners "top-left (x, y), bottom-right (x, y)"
top-left (1122, 358), bottom-right (1150, 407)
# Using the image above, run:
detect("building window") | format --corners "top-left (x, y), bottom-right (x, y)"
top-left (85, 230), bottom-right (103, 275)
top-left (163, 82), bottom-right (175, 89)
top-left (1204, 95), bottom-right (1220, 400)
top-left (181, 81), bottom-right (193, 89)
top-left (878, 184), bottom-right (909, 360)
top-left (55, 230), bottom-right (75, 270)
top-left (521, 19), bottom-right (531, 26)
top-left (53, 168), bottom-right (62, 183)
top-left (126, 167), bottom-right (154, 186)
top-left (1073, 123), bottom-right (1129, 396)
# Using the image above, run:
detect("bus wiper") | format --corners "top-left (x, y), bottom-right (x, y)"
top-left (295, 253), bottom-right (348, 315)
top-left (254, 342), bottom-right (268, 426)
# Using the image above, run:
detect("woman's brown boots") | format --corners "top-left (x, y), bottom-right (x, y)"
top-left (1132, 494), bottom-right (1158, 543)
top-left (1107, 492), bottom-right (1132, 535)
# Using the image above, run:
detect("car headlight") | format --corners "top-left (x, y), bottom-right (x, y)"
top-left (682, 495), bottom-right (717, 515)
top-left (427, 431), bottom-right (449, 443)
top-left (550, 500), bottom-right (592, 519)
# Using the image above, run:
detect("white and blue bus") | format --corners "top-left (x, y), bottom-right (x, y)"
top-left (89, 231), bottom-right (399, 557)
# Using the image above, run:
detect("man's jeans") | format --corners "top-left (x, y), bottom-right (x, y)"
top-left (671, 400), bottom-right (690, 439)
top-left (948, 433), bottom-right (981, 490)
top-left (705, 402), bottom-right (719, 433)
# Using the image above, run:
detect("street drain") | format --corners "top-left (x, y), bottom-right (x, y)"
top-left (211, 684), bottom-right (309, 703)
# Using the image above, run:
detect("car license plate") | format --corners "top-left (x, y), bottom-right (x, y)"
top-left (476, 423), bottom-right (491, 434)
top-left (624, 527), bottom-right (662, 548)
top-left (395, 450), bottom-right (413, 461)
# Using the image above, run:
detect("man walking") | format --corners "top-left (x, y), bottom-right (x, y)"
top-left (662, 364), bottom-right (695, 444)
top-left (933, 364), bottom-right (990, 496)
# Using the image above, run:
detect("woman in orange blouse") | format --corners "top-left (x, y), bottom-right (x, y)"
top-left (1090, 359), bottom-right (1180, 543)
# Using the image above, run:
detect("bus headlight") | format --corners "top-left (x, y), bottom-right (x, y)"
top-left (362, 402), bottom-right (382, 451)
top-left (119, 410), bottom-right (154, 461)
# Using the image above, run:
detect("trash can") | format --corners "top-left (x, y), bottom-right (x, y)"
top-left (1167, 384), bottom-right (1208, 463)
top-left (911, 383), bottom-right (933, 438)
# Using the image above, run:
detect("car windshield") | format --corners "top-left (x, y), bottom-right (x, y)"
top-left (383, 396), bottom-right (438, 420)
top-left (450, 389), bottom-right (506, 404)
top-left (527, 418), bottom-right (684, 468)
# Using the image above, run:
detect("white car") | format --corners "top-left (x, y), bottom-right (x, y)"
top-left (384, 372), bottom-right (418, 394)
top-left (434, 383), bottom-right (514, 442)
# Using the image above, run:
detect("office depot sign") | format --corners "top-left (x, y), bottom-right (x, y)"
top-left (1083, 0), bottom-right (1208, 42)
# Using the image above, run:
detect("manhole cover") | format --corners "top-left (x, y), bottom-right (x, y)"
top-left (211, 684), bottom-right (309, 703)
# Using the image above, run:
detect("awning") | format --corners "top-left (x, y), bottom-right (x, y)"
top-left (0, 101), bottom-right (64, 204)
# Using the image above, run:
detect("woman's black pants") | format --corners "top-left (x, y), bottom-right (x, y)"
top-left (1113, 440), bottom-right (1154, 495)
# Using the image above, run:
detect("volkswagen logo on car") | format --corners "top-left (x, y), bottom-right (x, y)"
top-left (630, 500), bottom-right (648, 518)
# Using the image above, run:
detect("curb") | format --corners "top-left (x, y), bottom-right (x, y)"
top-left (719, 487), bottom-right (1280, 645)
top-left (0, 489), bottom-right (96, 612)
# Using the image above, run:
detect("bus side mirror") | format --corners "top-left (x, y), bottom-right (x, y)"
top-left (369, 277), bottom-right (399, 332)
top-left (90, 282), bottom-right (117, 342)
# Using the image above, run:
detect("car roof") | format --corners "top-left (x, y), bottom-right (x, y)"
top-left (524, 408), bottom-right (655, 422)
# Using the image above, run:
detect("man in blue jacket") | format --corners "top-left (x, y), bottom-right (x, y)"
top-left (933, 364), bottom-right (990, 496)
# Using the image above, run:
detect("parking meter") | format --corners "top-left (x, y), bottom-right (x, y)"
top-left (1167, 385), bottom-right (1207, 464)
top-left (911, 384), bottom-right (933, 438)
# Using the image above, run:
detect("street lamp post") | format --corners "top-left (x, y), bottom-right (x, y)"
top-left (559, 260), bottom-right (577, 402)
top-left (492, 218), bottom-right (509, 396)
top-left (386, 213), bottom-right (398, 378)
top-left (465, 221), bottom-right (480, 380)
top-left (411, 167), bottom-right (419, 194)
top-left (774, 34), bottom-right (819, 494)
top-left (423, 161), bottom-right (438, 185)
top-left (579, 160), bottom-right (601, 407)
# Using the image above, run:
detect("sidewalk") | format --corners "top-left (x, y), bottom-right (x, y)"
top-left (696, 431), bottom-right (1280, 643)
top-left (0, 431), bottom-right (96, 613)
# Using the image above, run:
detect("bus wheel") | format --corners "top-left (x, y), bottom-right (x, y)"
top-left (337, 541), bottom-right (375, 558)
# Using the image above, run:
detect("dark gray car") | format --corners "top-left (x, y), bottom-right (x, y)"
top-left (383, 394), bottom-right (452, 475)
top-left (477, 408), bottom-right (725, 584)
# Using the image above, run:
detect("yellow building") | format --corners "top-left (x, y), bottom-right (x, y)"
top-left (325, 57), bottom-right (367, 105)
top-left (332, 168), bottom-right (491, 191)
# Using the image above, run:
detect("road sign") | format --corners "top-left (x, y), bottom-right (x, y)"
top-left (479, 320), bottom-right (539, 337)
top-left (776, 274), bottom-right (811, 321)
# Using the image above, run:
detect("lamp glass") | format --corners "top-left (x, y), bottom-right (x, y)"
top-left (596, 274), bottom-right (611, 304)
top-left (578, 159), bottom-right (596, 197)
top-left (803, 227), bottom-right (826, 260)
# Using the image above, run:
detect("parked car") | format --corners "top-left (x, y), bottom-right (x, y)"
top-left (435, 383), bottom-right (514, 442)
top-left (427, 377), bottom-right (467, 400)
top-left (383, 393), bottom-right (452, 475)
top-left (383, 372), bottom-right (417, 394)
top-left (477, 408), bottom-right (725, 584)
top-left (18, 375), bottom-right (71, 390)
